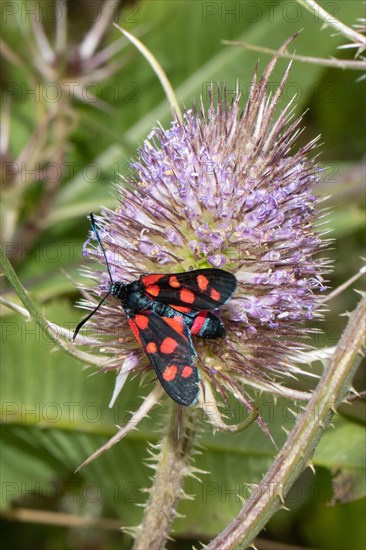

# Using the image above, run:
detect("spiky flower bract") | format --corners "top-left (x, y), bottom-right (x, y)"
top-left (77, 54), bottom-right (328, 447)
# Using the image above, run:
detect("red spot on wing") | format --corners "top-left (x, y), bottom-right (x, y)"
top-left (146, 342), bottom-right (157, 353)
top-left (143, 274), bottom-right (164, 285)
top-left (147, 285), bottom-right (160, 297)
top-left (135, 314), bottom-right (149, 329)
top-left (170, 305), bottom-right (192, 314)
top-left (160, 337), bottom-right (178, 354)
top-left (163, 316), bottom-right (185, 334)
top-left (128, 318), bottom-right (142, 346)
top-left (169, 275), bottom-right (180, 288)
top-left (210, 288), bottom-right (221, 301)
top-left (163, 365), bottom-right (178, 381)
top-left (180, 289), bottom-right (195, 304)
top-left (181, 366), bottom-right (193, 378)
top-left (197, 274), bottom-right (209, 291)
top-left (190, 312), bottom-right (207, 335)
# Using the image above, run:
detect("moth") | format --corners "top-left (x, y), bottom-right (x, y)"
top-left (74, 214), bottom-right (237, 406)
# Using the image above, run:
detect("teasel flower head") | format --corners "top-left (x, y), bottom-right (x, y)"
top-left (76, 51), bottom-right (329, 464)
top-left (1, 0), bottom-right (126, 110)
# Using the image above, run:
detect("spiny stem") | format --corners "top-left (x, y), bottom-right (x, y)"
top-left (297, 0), bottom-right (366, 50)
top-left (133, 403), bottom-right (198, 549)
top-left (206, 295), bottom-right (365, 549)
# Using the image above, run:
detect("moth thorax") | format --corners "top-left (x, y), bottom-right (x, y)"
top-left (110, 282), bottom-right (126, 301)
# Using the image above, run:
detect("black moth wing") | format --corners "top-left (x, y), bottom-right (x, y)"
top-left (141, 268), bottom-right (237, 311)
top-left (127, 310), bottom-right (200, 407)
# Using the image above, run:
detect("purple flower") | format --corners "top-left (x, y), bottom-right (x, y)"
top-left (77, 54), bottom-right (328, 460)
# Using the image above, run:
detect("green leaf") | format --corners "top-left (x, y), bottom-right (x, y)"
top-left (314, 417), bottom-right (366, 502)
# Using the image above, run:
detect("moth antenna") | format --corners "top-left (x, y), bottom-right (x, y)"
top-left (73, 212), bottom-right (115, 340)
top-left (73, 292), bottom-right (110, 340)
top-left (89, 212), bottom-right (114, 285)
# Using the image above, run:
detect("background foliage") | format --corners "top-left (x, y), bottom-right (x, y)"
top-left (1, 0), bottom-right (365, 548)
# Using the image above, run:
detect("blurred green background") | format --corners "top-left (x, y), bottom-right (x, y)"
top-left (1, 1), bottom-right (365, 548)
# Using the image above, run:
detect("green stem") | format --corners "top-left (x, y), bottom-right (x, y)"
top-left (207, 295), bottom-right (366, 549)
top-left (0, 246), bottom-right (107, 367)
top-left (133, 403), bottom-right (198, 549)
